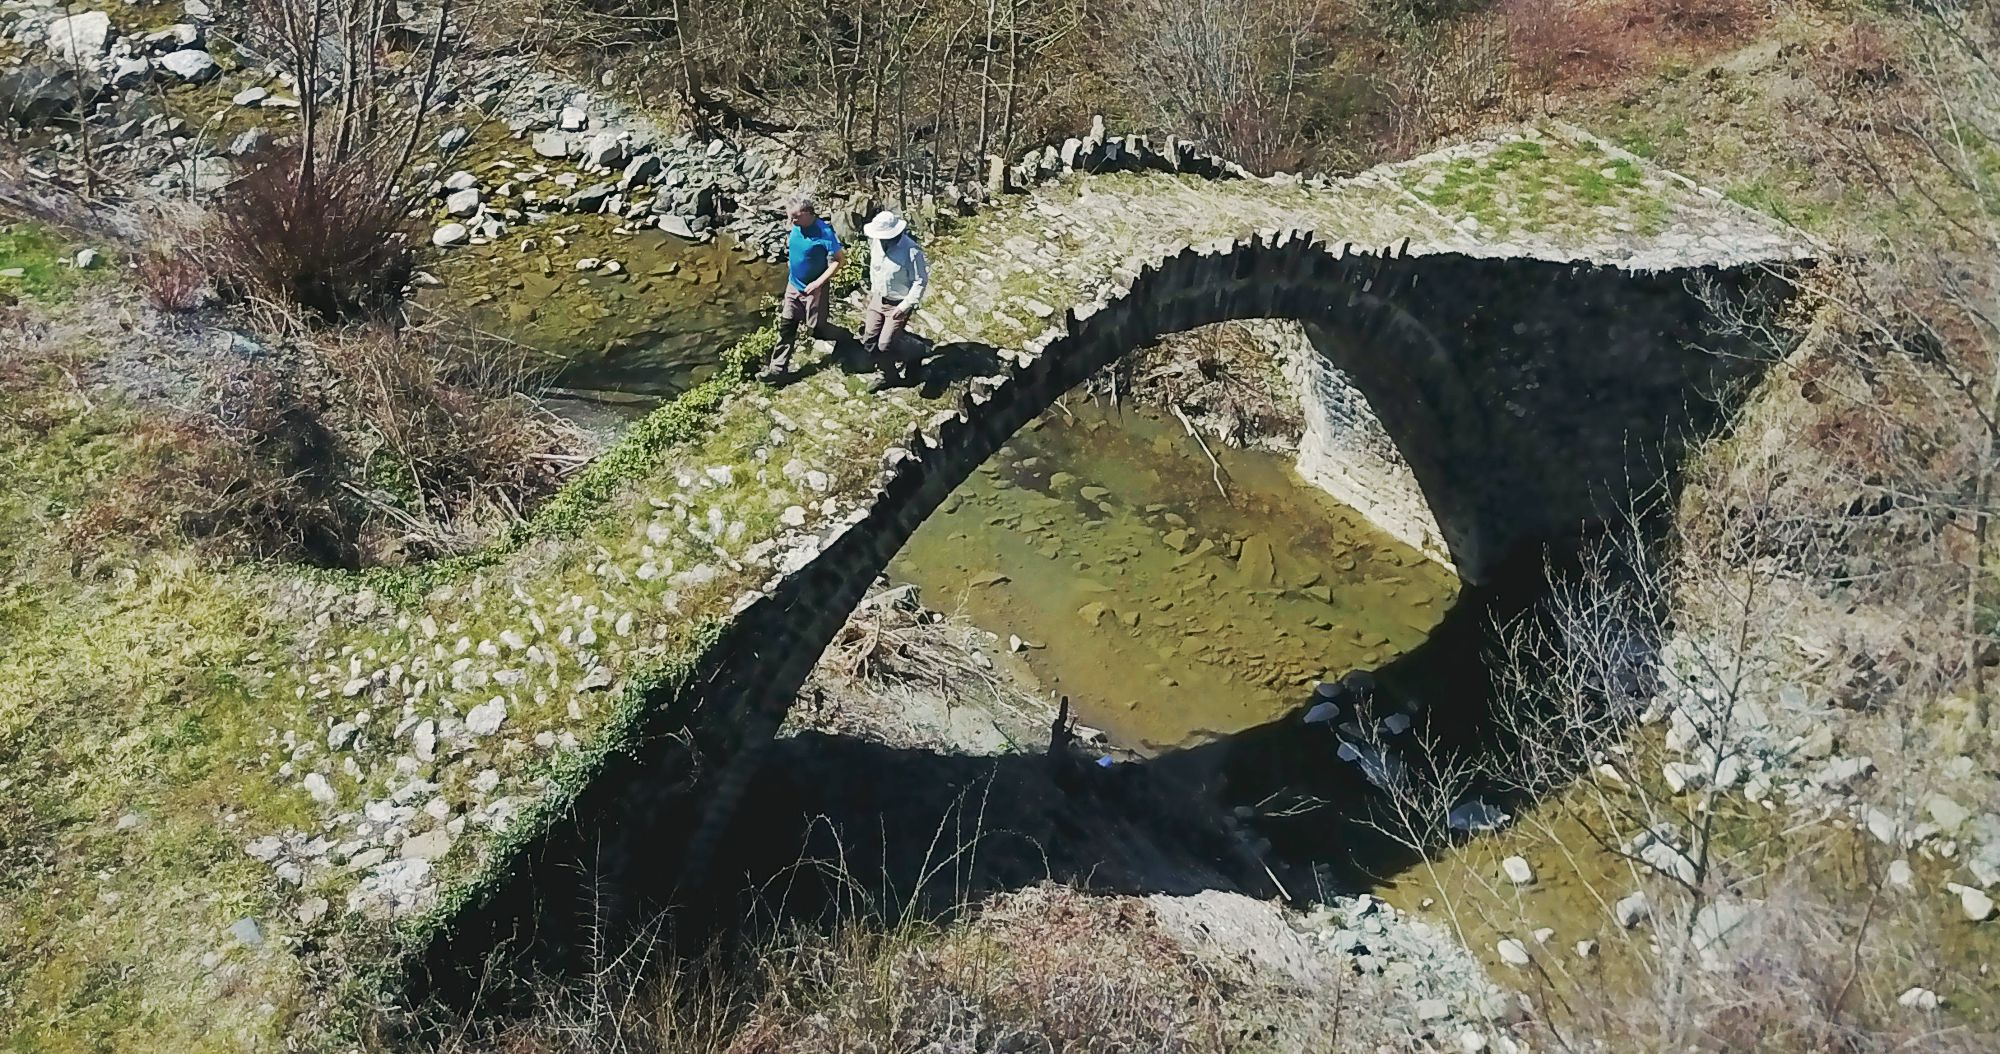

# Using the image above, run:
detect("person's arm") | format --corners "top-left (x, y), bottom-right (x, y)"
top-left (894, 243), bottom-right (929, 315)
top-left (805, 227), bottom-right (843, 294)
top-left (817, 246), bottom-right (844, 292)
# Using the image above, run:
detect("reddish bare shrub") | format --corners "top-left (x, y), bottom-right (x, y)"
top-left (208, 145), bottom-right (414, 319)
top-left (1502, 0), bottom-right (1633, 93)
top-left (1814, 21), bottom-right (1903, 91)
top-left (135, 248), bottom-right (214, 313)
top-left (1627, 0), bottom-right (1760, 40)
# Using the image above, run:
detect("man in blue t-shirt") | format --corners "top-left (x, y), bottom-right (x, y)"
top-left (766, 193), bottom-right (845, 379)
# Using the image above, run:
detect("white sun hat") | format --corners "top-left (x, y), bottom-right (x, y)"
top-left (863, 210), bottom-right (908, 240)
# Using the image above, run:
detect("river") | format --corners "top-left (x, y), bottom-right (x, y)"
top-left (889, 397), bottom-right (1459, 752)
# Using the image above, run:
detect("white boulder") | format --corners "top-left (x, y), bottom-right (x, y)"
top-left (46, 11), bottom-right (112, 62)
top-left (1948, 882), bottom-right (1996, 922)
top-left (465, 697), bottom-right (508, 736)
top-left (154, 49), bottom-right (220, 83)
top-left (1613, 891), bottom-right (1650, 929)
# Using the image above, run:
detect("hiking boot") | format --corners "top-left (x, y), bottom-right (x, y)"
top-left (866, 369), bottom-right (903, 392)
top-left (757, 354), bottom-right (791, 382)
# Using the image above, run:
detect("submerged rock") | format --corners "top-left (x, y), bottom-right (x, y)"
top-left (1235, 534), bottom-right (1278, 586)
top-left (1446, 798), bottom-right (1510, 833)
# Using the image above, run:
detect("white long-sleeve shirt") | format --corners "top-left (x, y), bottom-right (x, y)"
top-left (869, 234), bottom-right (929, 306)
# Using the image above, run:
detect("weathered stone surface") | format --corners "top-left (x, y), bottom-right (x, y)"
top-left (1949, 882), bottom-right (1996, 922)
top-left (46, 11), bottom-right (112, 61)
top-left (582, 132), bottom-right (627, 168)
top-left (621, 153), bottom-right (661, 188)
top-left (444, 188), bottom-right (481, 217)
top-left (400, 829), bottom-right (452, 861)
top-left (154, 49), bottom-right (219, 83)
top-left (532, 130), bottom-right (569, 158)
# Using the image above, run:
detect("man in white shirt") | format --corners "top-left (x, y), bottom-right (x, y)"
top-left (860, 210), bottom-right (929, 390)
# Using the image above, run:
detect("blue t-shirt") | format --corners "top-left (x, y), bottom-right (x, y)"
top-left (787, 219), bottom-right (841, 290)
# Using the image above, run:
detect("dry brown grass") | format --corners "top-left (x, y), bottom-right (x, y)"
top-left (1502, 0), bottom-right (1637, 94)
top-left (458, 885), bottom-right (1233, 1054)
top-left (1502, 0), bottom-right (1765, 97)
top-left (1812, 20), bottom-right (1905, 93)
top-left (41, 314), bottom-right (580, 568)
top-left (134, 247), bottom-right (216, 314)
top-left (724, 887), bottom-right (1228, 1053)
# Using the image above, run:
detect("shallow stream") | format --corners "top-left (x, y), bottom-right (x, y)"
top-left (889, 398), bottom-right (1460, 752)
top-left (420, 226), bottom-right (780, 407)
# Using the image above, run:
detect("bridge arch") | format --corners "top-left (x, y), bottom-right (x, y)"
top-left (672, 231), bottom-right (1785, 856)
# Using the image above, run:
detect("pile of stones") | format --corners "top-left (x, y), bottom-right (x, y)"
top-left (425, 61), bottom-right (793, 259)
top-left (1300, 893), bottom-right (1528, 1053)
top-left (1, 3), bottom-right (227, 175)
top-left (1645, 631), bottom-right (2000, 923)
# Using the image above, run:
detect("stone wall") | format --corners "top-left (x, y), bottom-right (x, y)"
top-left (1284, 327), bottom-right (1453, 568)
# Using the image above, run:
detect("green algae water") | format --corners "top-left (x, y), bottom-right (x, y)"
top-left (422, 227), bottom-right (781, 400)
top-left (890, 398), bottom-right (1461, 753)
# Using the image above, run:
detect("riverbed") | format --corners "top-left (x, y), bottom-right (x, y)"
top-left (419, 223), bottom-right (779, 401)
top-left (889, 397), bottom-right (1460, 752)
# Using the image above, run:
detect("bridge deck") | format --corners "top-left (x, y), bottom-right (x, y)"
top-left (3, 124), bottom-right (1809, 1048)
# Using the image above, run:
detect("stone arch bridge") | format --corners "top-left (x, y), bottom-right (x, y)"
top-left (63, 124), bottom-right (1813, 1039)
top-left (411, 124), bottom-right (1811, 987)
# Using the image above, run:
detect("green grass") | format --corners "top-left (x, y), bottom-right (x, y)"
top-left (1725, 176), bottom-right (1836, 231)
top-left (1404, 135), bottom-right (1673, 235)
top-left (0, 222), bottom-right (87, 303)
top-left (0, 388), bottom-right (311, 1052)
